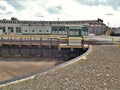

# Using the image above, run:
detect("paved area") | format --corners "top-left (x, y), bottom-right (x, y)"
top-left (87, 35), bottom-right (120, 42)
top-left (87, 36), bottom-right (120, 46)
top-left (0, 45), bottom-right (120, 90)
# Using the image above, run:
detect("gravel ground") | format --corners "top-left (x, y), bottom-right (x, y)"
top-left (0, 45), bottom-right (120, 90)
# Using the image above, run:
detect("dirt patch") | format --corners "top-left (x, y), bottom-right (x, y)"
top-left (0, 56), bottom-right (65, 82)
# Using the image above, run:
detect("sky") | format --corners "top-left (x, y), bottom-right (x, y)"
top-left (0, 0), bottom-right (120, 27)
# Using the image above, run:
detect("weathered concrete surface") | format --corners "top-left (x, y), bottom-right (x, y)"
top-left (0, 57), bottom-right (65, 82)
top-left (0, 46), bottom-right (120, 90)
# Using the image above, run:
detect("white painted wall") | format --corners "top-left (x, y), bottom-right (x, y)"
top-left (0, 29), bottom-right (3, 34)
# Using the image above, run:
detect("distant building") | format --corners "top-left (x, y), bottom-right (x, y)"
top-left (110, 27), bottom-right (120, 36)
top-left (0, 18), bottom-right (107, 35)
top-left (116, 27), bottom-right (120, 33)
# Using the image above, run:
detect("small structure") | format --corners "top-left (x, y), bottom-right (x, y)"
top-left (51, 25), bottom-right (88, 37)
top-left (51, 25), bottom-right (88, 49)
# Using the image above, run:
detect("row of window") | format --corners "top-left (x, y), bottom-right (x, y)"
top-left (0, 29), bottom-right (50, 34)
top-left (52, 31), bottom-right (67, 35)
top-left (0, 20), bottom-right (95, 25)
top-left (24, 30), bottom-right (49, 33)
top-left (0, 26), bottom-right (50, 33)
top-left (69, 31), bottom-right (79, 35)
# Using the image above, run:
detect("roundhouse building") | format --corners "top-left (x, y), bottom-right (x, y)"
top-left (0, 18), bottom-right (107, 35)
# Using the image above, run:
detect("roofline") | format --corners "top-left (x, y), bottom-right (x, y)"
top-left (0, 19), bottom-right (99, 22)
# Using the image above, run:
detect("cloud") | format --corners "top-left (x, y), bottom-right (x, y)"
top-left (35, 13), bottom-right (45, 17)
top-left (47, 6), bottom-right (62, 14)
top-left (44, 0), bottom-right (64, 14)
top-left (0, 0), bottom-right (49, 20)
top-left (5, 0), bottom-right (25, 11)
top-left (0, 0), bottom-right (120, 27)
top-left (0, 6), bottom-right (6, 10)
top-left (0, 0), bottom-right (17, 15)
top-left (105, 13), bottom-right (113, 16)
top-left (76, 0), bottom-right (120, 10)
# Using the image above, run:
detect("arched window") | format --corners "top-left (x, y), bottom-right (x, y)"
top-left (59, 31), bottom-right (62, 35)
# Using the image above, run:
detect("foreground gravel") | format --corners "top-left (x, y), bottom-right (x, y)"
top-left (0, 45), bottom-right (120, 90)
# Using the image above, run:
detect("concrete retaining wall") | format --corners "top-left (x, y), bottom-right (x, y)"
top-left (0, 46), bottom-right (84, 60)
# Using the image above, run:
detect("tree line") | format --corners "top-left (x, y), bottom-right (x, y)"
top-left (3, 17), bottom-right (18, 20)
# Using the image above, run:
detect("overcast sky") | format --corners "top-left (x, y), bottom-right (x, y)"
top-left (0, 0), bottom-right (120, 27)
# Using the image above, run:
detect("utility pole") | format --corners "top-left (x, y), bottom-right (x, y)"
top-left (58, 18), bottom-right (59, 26)
top-left (57, 18), bottom-right (59, 35)
top-left (29, 24), bottom-right (30, 35)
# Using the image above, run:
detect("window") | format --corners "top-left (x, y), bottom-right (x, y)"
top-left (8, 27), bottom-right (14, 33)
top-left (69, 30), bottom-right (79, 36)
top-left (16, 27), bottom-right (21, 33)
top-left (0, 27), bottom-right (6, 33)
top-left (3, 27), bottom-right (6, 33)
top-left (11, 27), bottom-right (13, 30)
top-left (39, 30), bottom-right (42, 32)
top-left (32, 30), bottom-right (35, 32)
top-left (25, 30), bottom-right (27, 32)
top-left (59, 31), bottom-right (62, 34)
top-left (11, 29), bottom-right (14, 33)
top-left (8, 27), bottom-right (11, 30)
top-left (8, 27), bottom-right (13, 30)
top-left (46, 30), bottom-right (49, 32)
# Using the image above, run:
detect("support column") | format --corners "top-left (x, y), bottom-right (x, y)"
top-left (39, 37), bottom-right (42, 56)
top-left (29, 37), bottom-right (32, 55)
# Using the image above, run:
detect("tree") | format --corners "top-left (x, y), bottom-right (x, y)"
top-left (3, 18), bottom-right (7, 20)
top-left (11, 17), bottom-right (18, 20)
